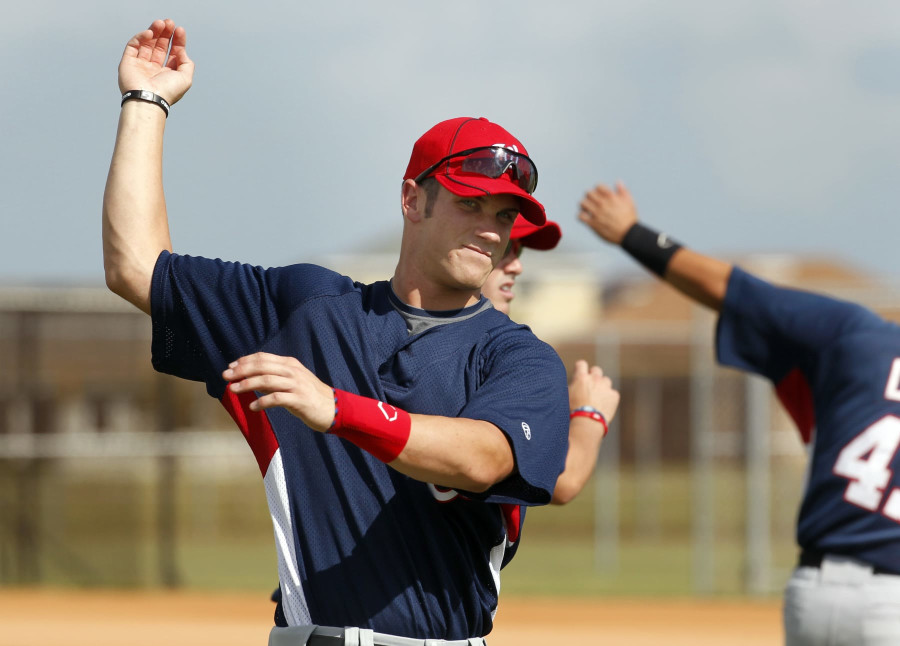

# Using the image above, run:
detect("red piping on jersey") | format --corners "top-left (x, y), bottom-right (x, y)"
top-left (500, 503), bottom-right (521, 543)
top-left (221, 389), bottom-right (280, 476)
top-left (775, 368), bottom-right (816, 445)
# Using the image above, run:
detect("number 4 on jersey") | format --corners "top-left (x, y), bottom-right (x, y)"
top-left (834, 416), bottom-right (900, 523)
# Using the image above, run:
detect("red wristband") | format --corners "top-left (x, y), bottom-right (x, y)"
top-left (329, 389), bottom-right (411, 463)
top-left (570, 407), bottom-right (609, 437)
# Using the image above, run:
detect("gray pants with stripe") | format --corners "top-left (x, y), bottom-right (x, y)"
top-left (784, 555), bottom-right (900, 645)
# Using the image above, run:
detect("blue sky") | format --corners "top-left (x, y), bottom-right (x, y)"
top-left (4, 1), bottom-right (900, 283)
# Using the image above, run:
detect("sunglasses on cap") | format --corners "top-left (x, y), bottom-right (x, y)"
top-left (414, 146), bottom-right (539, 195)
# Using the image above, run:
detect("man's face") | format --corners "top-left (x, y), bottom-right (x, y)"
top-left (481, 240), bottom-right (524, 315)
top-left (418, 186), bottom-right (520, 295)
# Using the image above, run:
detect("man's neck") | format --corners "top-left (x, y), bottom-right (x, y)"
top-left (390, 274), bottom-right (482, 312)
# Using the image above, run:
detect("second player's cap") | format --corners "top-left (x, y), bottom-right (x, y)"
top-left (511, 217), bottom-right (562, 250)
top-left (404, 117), bottom-right (546, 225)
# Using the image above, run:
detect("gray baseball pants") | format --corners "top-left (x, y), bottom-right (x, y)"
top-left (784, 554), bottom-right (900, 645)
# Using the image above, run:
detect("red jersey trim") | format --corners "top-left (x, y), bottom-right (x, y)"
top-left (221, 389), bottom-right (280, 476)
top-left (775, 367), bottom-right (816, 445)
top-left (500, 503), bottom-right (522, 544)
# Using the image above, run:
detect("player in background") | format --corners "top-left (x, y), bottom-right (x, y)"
top-left (481, 217), bottom-right (621, 504)
top-left (578, 181), bottom-right (900, 646)
top-left (103, 20), bottom-right (570, 645)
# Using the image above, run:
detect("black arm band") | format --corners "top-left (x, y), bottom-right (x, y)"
top-left (620, 222), bottom-right (683, 277)
top-left (121, 90), bottom-right (169, 118)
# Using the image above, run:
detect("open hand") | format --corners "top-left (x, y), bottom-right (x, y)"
top-left (118, 19), bottom-right (194, 105)
top-left (578, 181), bottom-right (639, 244)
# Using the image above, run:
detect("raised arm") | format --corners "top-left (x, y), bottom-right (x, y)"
top-left (578, 182), bottom-right (732, 312)
top-left (102, 19), bottom-right (194, 314)
top-left (551, 360), bottom-right (620, 505)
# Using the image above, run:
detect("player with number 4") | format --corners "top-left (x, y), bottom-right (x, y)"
top-left (578, 181), bottom-right (900, 646)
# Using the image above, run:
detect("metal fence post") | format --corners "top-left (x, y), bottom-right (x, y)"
top-left (745, 373), bottom-right (771, 594)
top-left (594, 330), bottom-right (620, 573)
top-left (690, 313), bottom-right (716, 594)
top-left (634, 377), bottom-right (662, 539)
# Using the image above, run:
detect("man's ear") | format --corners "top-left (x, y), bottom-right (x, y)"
top-left (401, 179), bottom-right (424, 223)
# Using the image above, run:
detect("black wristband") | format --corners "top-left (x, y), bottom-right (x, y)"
top-left (121, 90), bottom-right (170, 118)
top-left (620, 222), bottom-right (682, 277)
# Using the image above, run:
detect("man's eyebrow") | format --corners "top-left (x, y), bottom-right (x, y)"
top-left (462, 194), bottom-right (520, 216)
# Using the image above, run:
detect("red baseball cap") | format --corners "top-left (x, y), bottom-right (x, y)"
top-left (404, 117), bottom-right (546, 225)
top-left (511, 217), bottom-right (562, 250)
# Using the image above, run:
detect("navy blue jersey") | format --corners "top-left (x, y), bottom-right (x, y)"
top-left (716, 267), bottom-right (900, 572)
top-left (150, 251), bottom-right (568, 639)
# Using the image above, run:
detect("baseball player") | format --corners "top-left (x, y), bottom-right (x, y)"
top-left (480, 218), bottom-right (621, 504)
top-left (578, 181), bottom-right (900, 645)
top-left (103, 19), bottom-right (570, 646)
top-left (265, 218), bottom-right (619, 620)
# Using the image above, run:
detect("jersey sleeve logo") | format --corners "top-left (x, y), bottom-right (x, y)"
top-left (521, 421), bottom-right (531, 440)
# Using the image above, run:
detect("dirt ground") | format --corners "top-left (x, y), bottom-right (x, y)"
top-left (0, 589), bottom-right (782, 646)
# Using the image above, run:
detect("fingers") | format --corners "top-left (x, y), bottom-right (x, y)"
top-left (593, 183), bottom-right (614, 199)
top-left (124, 30), bottom-right (148, 58)
top-left (569, 359), bottom-right (592, 390)
top-left (585, 183), bottom-right (614, 205)
top-left (591, 371), bottom-right (612, 390)
top-left (569, 358), bottom-right (618, 406)
top-left (570, 359), bottom-right (606, 379)
top-left (578, 186), bottom-right (604, 213)
top-left (578, 183), bottom-right (614, 223)
top-left (126, 19), bottom-right (179, 66)
top-left (134, 20), bottom-right (166, 62)
top-left (228, 374), bottom-right (297, 396)
top-left (151, 19), bottom-right (175, 66)
top-left (166, 26), bottom-right (193, 72)
top-left (123, 25), bottom-right (154, 59)
top-left (224, 353), bottom-right (314, 414)
top-left (223, 352), bottom-right (304, 382)
top-left (222, 353), bottom-right (335, 430)
top-left (576, 180), bottom-right (639, 244)
top-left (249, 392), bottom-right (292, 412)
